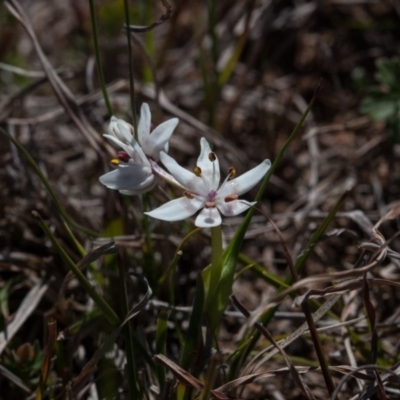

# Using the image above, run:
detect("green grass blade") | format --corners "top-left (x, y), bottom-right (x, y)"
top-left (206, 85), bottom-right (319, 331)
top-left (180, 275), bottom-right (205, 371)
top-left (155, 310), bottom-right (168, 391)
top-left (88, 0), bottom-right (113, 116)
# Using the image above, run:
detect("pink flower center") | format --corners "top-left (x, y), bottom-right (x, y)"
top-left (207, 189), bottom-right (217, 201)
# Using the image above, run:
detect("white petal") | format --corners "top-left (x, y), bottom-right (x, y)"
top-left (138, 103), bottom-right (151, 145)
top-left (103, 134), bottom-right (149, 166)
top-left (159, 152), bottom-right (203, 193)
top-left (195, 207), bottom-right (222, 228)
top-left (116, 121), bottom-right (134, 143)
top-left (218, 159), bottom-right (271, 197)
top-left (145, 196), bottom-right (204, 222)
top-left (129, 137), bottom-right (149, 165)
top-left (144, 118), bottom-right (179, 160)
top-left (197, 138), bottom-right (220, 192)
top-left (99, 166), bottom-right (154, 191)
top-left (107, 116), bottom-right (119, 136)
top-left (108, 116), bottom-right (131, 143)
top-left (103, 134), bottom-right (135, 158)
top-left (119, 183), bottom-right (157, 195)
top-left (217, 199), bottom-right (255, 217)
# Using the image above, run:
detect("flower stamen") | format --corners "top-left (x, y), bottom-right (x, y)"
top-left (228, 167), bottom-right (236, 179)
top-left (117, 151), bottom-right (131, 163)
top-left (184, 191), bottom-right (194, 199)
top-left (111, 159), bottom-right (120, 165)
top-left (224, 194), bottom-right (238, 203)
top-left (194, 166), bottom-right (202, 177)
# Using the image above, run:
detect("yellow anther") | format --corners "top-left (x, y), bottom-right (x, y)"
top-left (111, 159), bottom-right (120, 165)
top-left (194, 166), bottom-right (202, 177)
top-left (228, 167), bottom-right (236, 179)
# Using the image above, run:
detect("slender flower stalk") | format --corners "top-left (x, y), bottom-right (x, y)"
top-left (208, 224), bottom-right (223, 300)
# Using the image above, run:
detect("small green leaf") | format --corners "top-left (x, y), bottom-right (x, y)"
top-left (376, 58), bottom-right (400, 90)
top-left (360, 94), bottom-right (398, 121)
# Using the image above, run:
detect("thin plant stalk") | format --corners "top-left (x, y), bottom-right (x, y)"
top-left (202, 224), bottom-right (224, 333)
top-left (88, 0), bottom-right (113, 116)
top-left (268, 216), bottom-right (335, 395)
top-left (142, 193), bottom-right (156, 291)
top-left (122, 0), bottom-right (155, 297)
top-left (143, 0), bottom-right (154, 83)
top-left (116, 252), bottom-right (141, 397)
top-left (206, 0), bottom-right (218, 128)
top-left (208, 224), bottom-right (223, 300)
top-left (121, 4), bottom-right (145, 396)
top-left (123, 0), bottom-right (138, 135)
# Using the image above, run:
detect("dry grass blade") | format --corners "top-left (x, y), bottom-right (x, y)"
top-left (126, 0), bottom-right (172, 32)
top-left (35, 318), bottom-right (57, 400)
top-left (246, 203), bottom-right (400, 376)
top-left (122, 273), bottom-right (153, 325)
top-left (264, 213), bottom-right (334, 395)
top-left (153, 355), bottom-right (232, 399)
top-left (294, 278), bottom-right (400, 305)
top-left (219, 364), bottom-right (389, 394)
top-left (153, 354), bottom-right (204, 391)
top-left (4, 80), bottom-right (125, 130)
top-left (4, 0), bottom-right (103, 153)
top-left (0, 282), bottom-right (48, 355)
top-left (362, 277), bottom-right (386, 399)
top-left (332, 365), bottom-right (400, 400)
top-left (358, 362), bottom-right (400, 400)
top-left (250, 228), bottom-right (390, 323)
top-left (0, 69), bottom-right (67, 121)
top-left (217, 366), bottom-right (314, 392)
top-left (231, 295), bottom-right (315, 400)
top-left (0, 364), bottom-right (31, 393)
top-left (67, 326), bottom-right (122, 395)
top-left (247, 293), bottom-right (347, 375)
top-left (64, 242), bottom-right (117, 284)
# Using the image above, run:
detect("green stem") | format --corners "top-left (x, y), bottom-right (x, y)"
top-left (123, 0), bottom-right (138, 136)
top-left (208, 224), bottom-right (223, 301)
top-left (207, 0), bottom-right (218, 128)
top-left (301, 302), bottom-right (335, 395)
top-left (88, 0), bottom-right (113, 116)
top-left (143, 1), bottom-right (154, 83)
top-left (116, 252), bottom-right (141, 397)
top-left (33, 212), bottom-right (120, 326)
top-left (142, 193), bottom-right (156, 290)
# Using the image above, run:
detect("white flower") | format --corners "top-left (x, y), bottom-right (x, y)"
top-left (99, 103), bottom-right (179, 195)
top-left (145, 138), bottom-right (271, 228)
